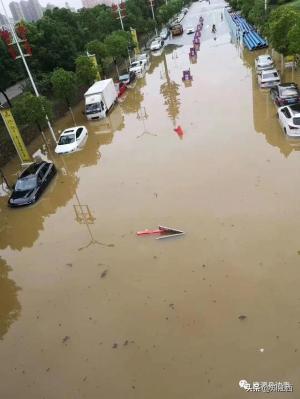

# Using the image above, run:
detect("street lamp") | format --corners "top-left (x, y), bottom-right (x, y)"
top-left (0, 0), bottom-right (57, 144)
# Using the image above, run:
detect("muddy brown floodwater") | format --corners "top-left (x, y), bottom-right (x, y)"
top-left (1, 1), bottom-right (300, 397)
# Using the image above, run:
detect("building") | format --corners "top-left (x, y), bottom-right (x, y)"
top-left (81, 0), bottom-right (114, 8)
top-left (10, 0), bottom-right (43, 22)
top-left (20, 0), bottom-right (33, 21)
top-left (9, 1), bottom-right (24, 22)
top-left (0, 13), bottom-right (9, 27)
top-left (28, 0), bottom-right (43, 20)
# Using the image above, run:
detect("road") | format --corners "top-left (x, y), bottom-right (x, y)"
top-left (1, 1), bottom-right (300, 397)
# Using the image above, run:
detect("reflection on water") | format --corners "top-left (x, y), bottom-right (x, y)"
top-left (160, 53), bottom-right (181, 126)
top-left (0, 257), bottom-right (21, 339)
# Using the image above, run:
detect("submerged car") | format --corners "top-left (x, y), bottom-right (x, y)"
top-left (129, 60), bottom-right (146, 78)
top-left (255, 54), bottom-right (274, 72)
top-left (55, 126), bottom-right (88, 154)
top-left (278, 104), bottom-right (300, 137)
top-left (258, 68), bottom-right (280, 88)
top-left (160, 28), bottom-right (169, 40)
top-left (119, 71), bottom-right (136, 85)
top-left (8, 161), bottom-right (56, 207)
top-left (150, 37), bottom-right (164, 51)
top-left (270, 83), bottom-right (300, 107)
top-left (170, 23), bottom-right (183, 36)
top-left (115, 81), bottom-right (127, 97)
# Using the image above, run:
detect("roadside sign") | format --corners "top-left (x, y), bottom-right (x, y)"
top-left (0, 107), bottom-right (31, 164)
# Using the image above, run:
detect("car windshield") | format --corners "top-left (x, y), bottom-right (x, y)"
top-left (131, 62), bottom-right (139, 67)
top-left (15, 176), bottom-right (37, 191)
top-left (293, 117), bottom-right (300, 126)
top-left (58, 133), bottom-right (75, 145)
top-left (281, 88), bottom-right (298, 98)
top-left (86, 103), bottom-right (101, 114)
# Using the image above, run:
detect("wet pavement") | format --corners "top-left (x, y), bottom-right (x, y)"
top-left (1, 0), bottom-right (300, 397)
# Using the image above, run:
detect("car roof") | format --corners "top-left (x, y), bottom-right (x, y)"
top-left (261, 68), bottom-right (278, 74)
top-left (258, 54), bottom-right (271, 60)
top-left (279, 82), bottom-right (297, 88)
top-left (20, 161), bottom-right (47, 178)
top-left (289, 104), bottom-right (300, 114)
top-left (61, 126), bottom-right (85, 135)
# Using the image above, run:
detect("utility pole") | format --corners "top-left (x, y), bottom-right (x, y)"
top-left (0, 0), bottom-right (57, 144)
top-left (149, 0), bottom-right (158, 36)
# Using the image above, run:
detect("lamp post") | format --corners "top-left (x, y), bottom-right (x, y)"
top-left (0, 0), bottom-right (57, 144)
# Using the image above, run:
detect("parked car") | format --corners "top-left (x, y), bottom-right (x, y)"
top-left (255, 54), bottom-right (274, 72)
top-left (258, 68), bottom-right (280, 88)
top-left (171, 23), bottom-right (183, 36)
top-left (270, 83), bottom-right (300, 107)
top-left (135, 52), bottom-right (150, 66)
top-left (186, 26), bottom-right (195, 34)
top-left (55, 126), bottom-right (88, 154)
top-left (150, 37), bottom-right (164, 51)
top-left (182, 7), bottom-right (188, 14)
top-left (8, 161), bottom-right (57, 207)
top-left (115, 81), bottom-right (127, 97)
top-left (119, 71), bottom-right (136, 86)
top-left (277, 103), bottom-right (300, 137)
top-left (129, 59), bottom-right (146, 78)
top-left (160, 28), bottom-right (169, 40)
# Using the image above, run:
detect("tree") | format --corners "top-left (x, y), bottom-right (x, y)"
top-left (267, 7), bottom-right (299, 55)
top-left (75, 55), bottom-right (97, 86)
top-left (51, 68), bottom-right (77, 123)
top-left (13, 93), bottom-right (53, 137)
top-left (104, 31), bottom-right (132, 61)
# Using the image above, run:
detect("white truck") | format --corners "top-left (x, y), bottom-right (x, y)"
top-left (84, 79), bottom-right (118, 120)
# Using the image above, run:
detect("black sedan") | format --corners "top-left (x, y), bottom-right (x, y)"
top-left (8, 161), bottom-right (56, 207)
top-left (270, 83), bottom-right (300, 107)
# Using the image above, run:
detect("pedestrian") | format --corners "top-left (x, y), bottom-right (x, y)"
top-left (221, 13), bottom-right (223, 21)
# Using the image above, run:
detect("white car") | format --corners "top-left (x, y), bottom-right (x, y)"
top-left (129, 60), bottom-right (146, 78)
top-left (278, 104), bottom-right (300, 137)
top-left (258, 68), bottom-right (280, 88)
top-left (135, 53), bottom-right (150, 67)
top-left (255, 54), bottom-right (274, 72)
top-left (160, 28), bottom-right (169, 40)
top-left (150, 37), bottom-right (164, 51)
top-left (55, 126), bottom-right (88, 154)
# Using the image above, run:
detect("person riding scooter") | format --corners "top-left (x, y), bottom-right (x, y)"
top-left (212, 24), bottom-right (216, 33)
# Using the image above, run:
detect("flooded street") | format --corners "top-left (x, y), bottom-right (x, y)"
top-left (1, 0), bottom-right (300, 397)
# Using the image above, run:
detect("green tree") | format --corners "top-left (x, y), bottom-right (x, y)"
top-left (267, 7), bottom-right (299, 55)
top-left (75, 55), bottom-right (97, 86)
top-left (51, 68), bottom-right (77, 124)
top-left (104, 31), bottom-right (131, 61)
top-left (13, 93), bottom-right (53, 136)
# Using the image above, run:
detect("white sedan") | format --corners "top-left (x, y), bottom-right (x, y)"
top-left (277, 104), bottom-right (300, 138)
top-left (150, 37), bottom-right (164, 51)
top-left (55, 126), bottom-right (88, 154)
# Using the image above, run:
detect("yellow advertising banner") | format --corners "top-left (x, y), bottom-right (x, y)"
top-left (89, 54), bottom-right (101, 81)
top-left (130, 27), bottom-right (140, 55)
top-left (0, 108), bottom-right (31, 164)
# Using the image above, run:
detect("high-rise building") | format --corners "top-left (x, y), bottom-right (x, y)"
top-left (20, 0), bottom-right (34, 21)
top-left (28, 0), bottom-right (43, 20)
top-left (81, 0), bottom-right (113, 8)
top-left (0, 13), bottom-right (9, 27)
top-left (9, 1), bottom-right (24, 22)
